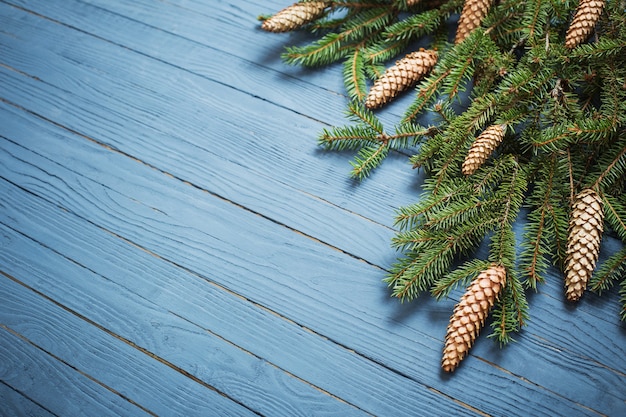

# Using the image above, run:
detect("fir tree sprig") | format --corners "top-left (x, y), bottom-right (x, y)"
top-left (261, 0), bottom-right (626, 371)
top-left (319, 101), bottom-right (437, 177)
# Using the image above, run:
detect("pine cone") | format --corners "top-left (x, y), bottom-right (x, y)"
top-left (565, 0), bottom-right (605, 49)
top-left (261, 1), bottom-right (329, 33)
top-left (365, 49), bottom-right (438, 109)
top-left (461, 124), bottom-right (506, 176)
top-left (455, 0), bottom-right (495, 44)
top-left (442, 264), bottom-right (507, 372)
top-left (564, 189), bottom-right (604, 301)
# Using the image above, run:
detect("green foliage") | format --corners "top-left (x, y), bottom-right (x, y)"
top-left (263, 0), bottom-right (626, 349)
top-left (319, 101), bottom-right (436, 178)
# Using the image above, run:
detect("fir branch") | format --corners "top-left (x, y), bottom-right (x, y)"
top-left (343, 48), bottom-right (368, 100)
top-left (521, 0), bottom-right (552, 41)
top-left (282, 7), bottom-right (395, 67)
top-left (488, 156), bottom-right (526, 267)
top-left (403, 69), bottom-right (452, 123)
top-left (489, 271), bottom-right (529, 344)
top-left (520, 155), bottom-right (569, 288)
top-left (440, 29), bottom-right (502, 99)
top-left (589, 246), bottom-right (626, 295)
top-left (601, 194), bottom-right (626, 242)
top-left (319, 124), bottom-right (381, 150)
top-left (320, 101), bottom-right (434, 177)
top-left (568, 37), bottom-right (626, 60)
top-left (346, 100), bottom-right (384, 132)
top-left (282, 32), bottom-right (349, 66)
top-left (350, 142), bottom-right (390, 178)
top-left (388, 218), bottom-right (497, 300)
top-left (431, 259), bottom-right (492, 299)
top-left (394, 178), bottom-right (470, 230)
top-left (590, 134), bottom-right (626, 191)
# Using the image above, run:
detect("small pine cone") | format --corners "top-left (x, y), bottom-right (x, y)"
top-left (365, 49), bottom-right (438, 109)
top-left (455, 0), bottom-right (495, 44)
top-left (564, 189), bottom-right (604, 301)
top-left (564, 0), bottom-right (605, 49)
top-left (442, 264), bottom-right (507, 372)
top-left (461, 124), bottom-right (506, 176)
top-left (261, 1), bottom-right (329, 33)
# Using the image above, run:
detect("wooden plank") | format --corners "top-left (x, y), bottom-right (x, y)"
top-left (32, 0), bottom-right (624, 323)
top-left (0, 382), bottom-right (56, 417)
top-left (3, 0), bottom-right (414, 176)
top-left (0, 2), bottom-right (410, 268)
top-left (0, 228), bottom-right (372, 415)
top-left (0, 328), bottom-right (152, 416)
top-left (66, 0), bottom-right (418, 121)
top-left (0, 142), bottom-right (476, 415)
top-left (0, 276), bottom-right (262, 417)
top-left (0, 1), bottom-right (622, 348)
top-left (1, 107), bottom-right (621, 416)
top-left (0, 1), bottom-right (620, 414)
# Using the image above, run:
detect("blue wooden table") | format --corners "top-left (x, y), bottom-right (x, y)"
top-left (1, 1), bottom-right (624, 415)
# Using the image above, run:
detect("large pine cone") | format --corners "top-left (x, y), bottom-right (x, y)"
top-left (565, 0), bottom-right (605, 49)
top-left (261, 1), bottom-right (329, 33)
top-left (365, 49), bottom-right (438, 109)
top-left (564, 189), bottom-right (604, 301)
top-left (442, 264), bottom-right (507, 372)
top-left (461, 124), bottom-right (506, 176)
top-left (455, 0), bottom-right (495, 44)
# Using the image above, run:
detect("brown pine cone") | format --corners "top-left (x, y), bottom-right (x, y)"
top-left (564, 189), bottom-right (604, 301)
top-left (461, 124), bottom-right (506, 176)
top-left (365, 49), bottom-right (438, 109)
top-left (455, 0), bottom-right (495, 44)
top-left (442, 264), bottom-right (507, 372)
top-left (261, 1), bottom-right (329, 33)
top-left (565, 0), bottom-right (605, 49)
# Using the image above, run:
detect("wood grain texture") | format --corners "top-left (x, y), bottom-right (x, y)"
top-left (0, 0), bottom-right (408, 268)
top-left (2, 103), bottom-right (624, 415)
top-left (0, 0), bottom-right (625, 416)
top-left (0, 328), bottom-right (152, 417)
top-left (0, 275), bottom-right (262, 417)
top-left (0, 117), bottom-right (476, 416)
top-left (0, 382), bottom-right (56, 417)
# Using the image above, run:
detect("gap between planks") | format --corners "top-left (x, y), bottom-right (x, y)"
top-left (0, 89), bottom-right (385, 272)
top-left (0, 322), bottom-right (158, 417)
top-left (0, 270), bottom-right (263, 417)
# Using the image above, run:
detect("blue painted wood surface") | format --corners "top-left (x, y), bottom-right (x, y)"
top-left (0, 0), bottom-right (625, 415)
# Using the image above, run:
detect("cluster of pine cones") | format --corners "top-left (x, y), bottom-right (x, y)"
top-left (261, 0), bottom-right (605, 109)
top-left (261, 0), bottom-right (608, 372)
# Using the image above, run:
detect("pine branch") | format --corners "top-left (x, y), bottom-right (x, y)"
top-left (520, 155), bottom-right (569, 288)
top-left (590, 246), bottom-right (626, 295)
top-left (261, 0), bottom-right (626, 369)
top-left (489, 270), bottom-right (529, 344)
top-left (431, 259), bottom-right (492, 299)
top-left (343, 48), bottom-right (368, 100)
top-left (602, 194), bottom-right (626, 241)
top-left (350, 142), bottom-right (390, 178)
